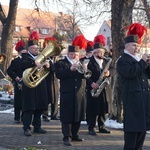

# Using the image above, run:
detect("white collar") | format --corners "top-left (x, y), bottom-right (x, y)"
top-left (94, 56), bottom-right (103, 69)
top-left (124, 49), bottom-right (140, 61)
top-left (66, 56), bottom-right (78, 65)
top-left (28, 51), bottom-right (38, 60)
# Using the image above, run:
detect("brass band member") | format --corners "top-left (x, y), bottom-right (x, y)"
top-left (86, 35), bottom-right (110, 135)
top-left (117, 23), bottom-right (150, 150)
top-left (7, 40), bottom-right (27, 123)
top-left (42, 37), bottom-right (60, 121)
top-left (21, 31), bottom-right (49, 136)
top-left (80, 41), bottom-right (94, 125)
top-left (55, 44), bottom-right (86, 146)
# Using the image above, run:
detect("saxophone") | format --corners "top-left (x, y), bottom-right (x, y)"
top-left (23, 41), bottom-right (61, 88)
top-left (91, 57), bottom-right (112, 97)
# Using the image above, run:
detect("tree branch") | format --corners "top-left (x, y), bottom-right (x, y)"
top-left (0, 3), bottom-right (7, 25)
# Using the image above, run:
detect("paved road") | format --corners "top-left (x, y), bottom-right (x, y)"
top-left (0, 106), bottom-right (150, 150)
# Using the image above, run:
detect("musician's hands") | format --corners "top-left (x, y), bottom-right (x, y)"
top-left (15, 76), bottom-right (20, 82)
top-left (35, 61), bottom-right (42, 68)
top-left (142, 53), bottom-right (150, 62)
top-left (104, 70), bottom-right (110, 77)
top-left (91, 82), bottom-right (99, 89)
top-left (70, 63), bottom-right (78, 71)
top-left (44, 60), bottom-right (50, 68)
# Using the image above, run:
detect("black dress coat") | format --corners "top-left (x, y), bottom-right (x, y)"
top-left (7, 57), bottom-right (23, 108)
top-left (20, 53), bottom-right (48, 112)
top-left (55, 57), bottom-right (86, 123)
top-left (86, 56), bottom-right (108, 116)
top-left (117, 53), bottom-right (150, 132)
top-left (45, 58), bottom-right (59, 104)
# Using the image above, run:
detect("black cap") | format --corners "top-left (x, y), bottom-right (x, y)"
top-left (125, 35), bottom-right (139, 44)
top-left (86, 46), bottom-right (94, 53)
top-left (18, 46), bottom-right (25, 52)
top-left (28, 40), bottom-right (39, 47)
top-left (94, 43), bottom-right (105, 50)
top-left (68, 45), bottom-right (80, 52)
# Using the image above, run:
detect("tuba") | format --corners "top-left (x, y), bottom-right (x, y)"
top-left (23, 41), bottom-right (61, 88)
top-left (91, 56), bottom-right (112, 97)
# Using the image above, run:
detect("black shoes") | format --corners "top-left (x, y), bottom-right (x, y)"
top-left (24, 128), bottom-right (46, 136)
top-left (98, 128), bottom-right (111, 134)
top-left (33, 128), bottom-right (46, 134)
top-left (14, 119), bottom-right (21, 123)
top-left (43, 117), bottom-right (50, 122)
top-left (24, 129), bottom-right (32, 136)
top-left (88, 129), bottom-right (97, 135)
top-left (42, 115), bottom-right (50, 122)
top-left (63, 138), bottom-right (72, 146)
top-left (72, 136), bottom-right (84, 142)
top-left (51, 116), bottom-right (60, 120)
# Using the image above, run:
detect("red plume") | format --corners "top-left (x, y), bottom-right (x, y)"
top-left (28, 31), bottom-right (40, 41)
top-left (94, 34), bottom-right (106, 46)
top-left (126, 23), bottom-right (147, 44)
top-left (72, 34), bottom-right (87, 49)
top-left (15, 40), bottom-right (26, 51)
top-left (87, 41), bottom-right (94, 47)
top-left (85, 41), bottom-right (94, 52)
top-left (43, 36), bottom-right (57, 48)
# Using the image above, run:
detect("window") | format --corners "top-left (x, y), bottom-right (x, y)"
top-left (58, 30), bottom-right (67, 35)
top-left (15, 26), bottom-right (21, 32)
top-left (40, 28), bottom-right (50, 34)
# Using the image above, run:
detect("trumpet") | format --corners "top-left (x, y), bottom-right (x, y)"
top-left (73, 59), bottom-right (92, 79)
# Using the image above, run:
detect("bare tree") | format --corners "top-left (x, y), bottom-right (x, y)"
top-left (0, 0), bottom-right (149, 121)
top-left (141, 0), bottom-right (150, 27)
top-left (0, 0), bottom-right (19, 76)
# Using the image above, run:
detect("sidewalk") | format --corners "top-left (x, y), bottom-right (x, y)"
top-left (0, 106), bottom-right (150, 150)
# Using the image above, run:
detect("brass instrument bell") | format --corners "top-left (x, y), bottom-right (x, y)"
top-left (0, 53), bottom-right (6, 64)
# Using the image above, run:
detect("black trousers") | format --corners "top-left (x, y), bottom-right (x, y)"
top-left (14, 107), bottom-right (23, 121)
top-left (124, 132), bottom-right (146, 150)
top-left (88, 114), bottom-right (105, 130)
top-left (23, 110), bottom-right (43, 131)
top-left (62, 122), bottom-right (80, 140)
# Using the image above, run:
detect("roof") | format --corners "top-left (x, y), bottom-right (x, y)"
top-left (0, 5), bottom-right (81, 40)
top-left (105, 20), bottom-right (111, 29)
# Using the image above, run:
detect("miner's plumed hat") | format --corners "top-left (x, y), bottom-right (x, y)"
top-left (28, 31), bottom-right (40, 47)
top-left (68, 45), bottom-right (80, 52)
top-left (72, 35), bottom-right (87, 50)
top-left (125, 23), bottom-right (147, 44)
top-left (86, 41), bottom-right (94, 53)
top-left (15, 40), bottom-right (26, 52)
top-left (93, 34), bottom-right (106, 50)
top-left (43, 37), bottom-right (57, 48)
top-left (125, 35), bottom-right (139, 44)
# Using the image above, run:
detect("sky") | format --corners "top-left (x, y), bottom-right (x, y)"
top-left (0, 0), bottom-right (102, 41)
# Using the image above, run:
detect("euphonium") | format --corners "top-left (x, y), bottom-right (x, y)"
top-left (23, 41), bottom-right (61, 88)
